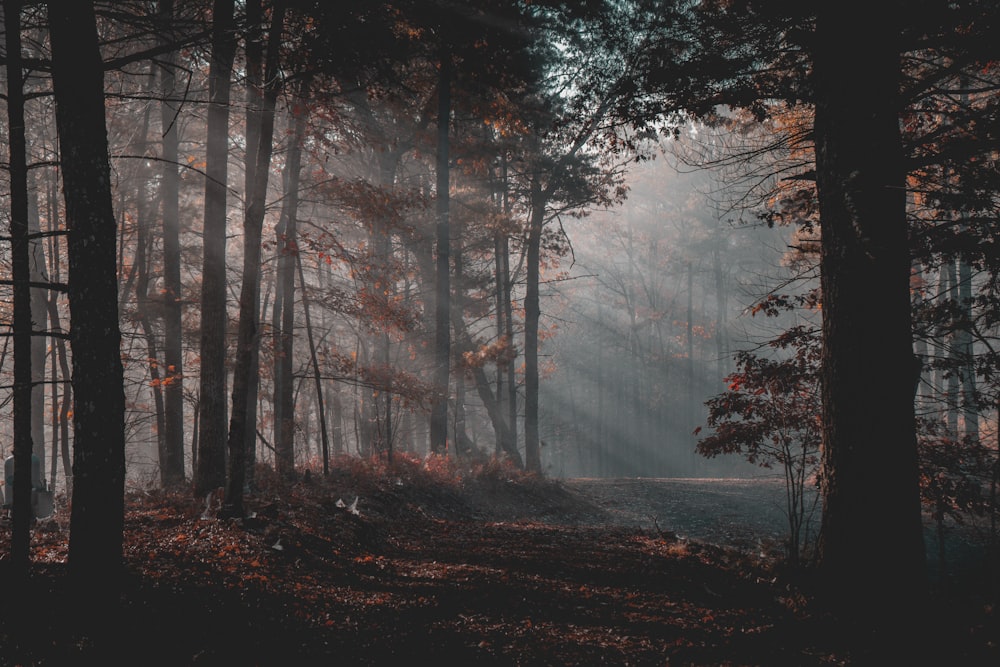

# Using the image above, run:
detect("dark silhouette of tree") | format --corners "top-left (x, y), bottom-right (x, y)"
top-left (811, 3), bottom-right (925, 615)
top-left (642, 0), bottom-right (1000, 617)
top-left (195, 0), bottom-right (237, 498)
top-left (4, 0), bottom-right (34, 576)
top-left (222, 0), bottom-right (286, 517)
top-left (49, 0), bottom-right (127, 584)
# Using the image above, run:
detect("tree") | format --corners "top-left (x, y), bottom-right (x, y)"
top-left (811, 4), bottom-right (926, 612)
top-left (632, 0), bottom-right (997, 617)
top-left (157, 0), bottom-right (186, 487)
top-left (222, 0), bottom-right (285, 517)
top-left (48, 0), bottom-right (127, 583)
top-left (272, 78), bottom-right (311, 476)
top-left (195, 0), bottom-right (237, 497)
top-left (698, 325), bottom-right (822, 564)
top-left (512, 3), bottom-right (641, 473)
top-left (4, 0), bottom-right (34, 575)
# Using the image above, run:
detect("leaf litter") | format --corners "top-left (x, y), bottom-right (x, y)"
top-left (0, 454), bottom-right (995, 666)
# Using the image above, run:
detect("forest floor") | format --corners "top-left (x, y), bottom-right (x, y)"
top-left (0, 455), bottom-right (997, 666)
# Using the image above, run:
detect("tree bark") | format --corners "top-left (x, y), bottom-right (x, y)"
top-left (158, 0), bottom-right (186, 487)
top-left (49, 0), bottom-right (128, 584)
top-left (28, 175), bottom-right (46, 473)
top-left (5, 0), bottom-right (34, 574)
top-left (45, 170), bottom-right (73, 490)
top-left (296, 245), bottom-right (331, 475)
top-left (223, 1), bottom-right (285, 517)
top-left (240, 0), bottom-right (264, 491)
top-left (813, 2), bottom-right (926, 615)
top-left (46, 292), bottom-right (72, 488)
top-left (195, 0), bottom-right (237, 497)
top-left (522, 179), bottom-right (545, 473)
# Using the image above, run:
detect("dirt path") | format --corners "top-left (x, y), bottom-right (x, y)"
top-left (563, 477), bottom-right (815, 553)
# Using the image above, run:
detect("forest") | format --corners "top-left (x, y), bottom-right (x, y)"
top-left (0, 1), bottom-right (998, 664)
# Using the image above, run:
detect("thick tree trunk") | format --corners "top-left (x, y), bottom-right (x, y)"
top-left (49, 0), bottom-right (127, 584)
top-left (240, 0), bottom-right (264, 491)
top-left (5, 0), bottom-right (34, 574)
top-left (195, 0), bottom-right (237, 497)
top-left (158, 0), bottom-right (186, 487)
top-left (813, 3), bottom-right (926, 615)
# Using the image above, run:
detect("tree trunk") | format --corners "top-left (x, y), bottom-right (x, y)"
top-left (28, 174), bottom-right (46, 474)
top-left (49, 0), bottom-right (128, 584)
top-left (134, 146), bottom-right (167, 480)
top-left (493, 229), bottom-right (505, 459)
top-left (813, 3), bottom-right (926, 615)
top-left (503, 223), bottom-right (518, 460)
top-left (429, 45), bottom-right (451, 455)
top-left (45, 293), bottom-right (71, 489)
top-left (195, 0), bottom-right (237, 497)
top-left (495, 155), bottom-right (519, 461)
top-left (273, 78), bottom-right (312, 475)
top-left (240, 0), bottom-right (264, 492)
top-left (296, 246), bottom-right (331, 475)
top-left (523, 178), bottom-right (544, 473)
top-left (223, 1), bottom-right (285, 517)
top-left (5, 0), bottom-right (34, 574)
top-left (46, 184), bottom-right (71, 491)
top-left (944, 260), bottom-right (960, 435)
top-left (158, 0), bottom-right (186, 487)
top-left (451, 310), bottom-right (523, 467)
top-left (712, 239), bottom-right (728, 384)
top-left (957, 256), bottom-right (978, 443)
top-left (130, 72), bottom-right (166, 482)
top-left (271, 221), bottom-right (286, 460)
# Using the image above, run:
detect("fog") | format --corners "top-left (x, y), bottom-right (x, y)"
top-left (537, 142), bottom-right (809, 478)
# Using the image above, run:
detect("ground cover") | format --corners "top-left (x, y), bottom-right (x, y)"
top-left (0, 456), bottom-right (996, 665)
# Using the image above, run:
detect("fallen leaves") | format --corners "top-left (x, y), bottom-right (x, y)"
top-left (0, 464), bottom-right (994, 666)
